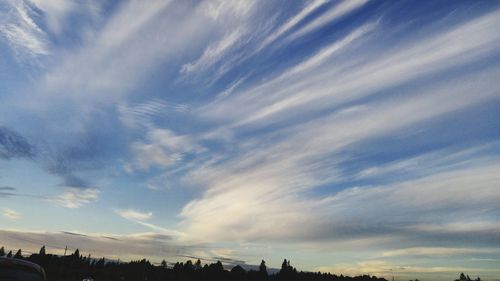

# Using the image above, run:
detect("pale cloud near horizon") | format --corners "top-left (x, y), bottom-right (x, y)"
top-left (381, 247), bottom-right (500, 258)
top-left (0, 229), bottom-right (193, 262)
top-left (115, 209), bottom-right (153, 221)
top-left (54, 188), bottom-right (100, 209)
top-left (3, 208), bottom-right (21, 220)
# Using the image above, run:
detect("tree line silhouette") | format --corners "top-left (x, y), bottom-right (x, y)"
top-left (0, 246), bottom-right (481, 281)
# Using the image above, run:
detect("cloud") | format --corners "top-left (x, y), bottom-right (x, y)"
top-left (0, 229), bottom-right (200, 263)
top-left (285, 0), bottom-right (370, 42)
top-left (0, 126), bottom-right (101, 200)
top-left (177, 0), bottom-right (260, 83)
top-left (201, 8), bottom-right (500, 128)
top-left (115, 209), bottom-right (153, 221)
top-left (29, 0), bottom-right (77, 34)
top-left (35, 0), bottom-right (219, 102)
top-left (114, 208), bottom-right (185, 238)
top-left (3, 208), bottom-right (20, 220)
top-left (54, 188), bottom-right (99, 208)
top-left (256, 0), bottom-right (329, 51)
top-left (279, 21), bottom-right (377, 79)
top-left (174, 10), bottom-right (500, 247)
top-left (353, 142), bottom-right (500, 181)
top-left (382, 247), bottom-right (499, 258)
top-left (1, 1), bottom-right (499, 276)
top-left (0, 186), bottom-right (17, 197)
top-left (129, 128), bottom-right (204, 171)
top-left (179, 134), bottom-right (500, 243)
top-left (118, 99), bottom-right (189, 129)
top-left (315, 260), bottom-right (500, 278)
top-left (181, 28), bottom-right (246, 76)
top-left (0, 126), bottom-right (34, 159)
top-left (0, 0), bottom-right (48, 55)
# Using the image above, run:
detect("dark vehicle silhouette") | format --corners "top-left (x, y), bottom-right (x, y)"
top-left (0, 257), bottom-right (46, 281)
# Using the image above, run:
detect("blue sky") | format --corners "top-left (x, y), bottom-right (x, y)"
top-left (1, 0), bottom-right (500, 280)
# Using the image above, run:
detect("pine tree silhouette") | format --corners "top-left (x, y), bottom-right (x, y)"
top-left (260, 259), bottom-right (268, 275)
top-left (39, 246), bottom-right (46, 256)
top-left (14, 249), bottom-right (22, 259)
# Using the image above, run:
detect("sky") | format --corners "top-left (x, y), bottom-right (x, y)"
top-left (1, 0), bottom-right (500, 280)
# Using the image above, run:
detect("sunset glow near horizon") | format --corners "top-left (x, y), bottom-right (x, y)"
top-left (1, 0), bottom-right (500, 280)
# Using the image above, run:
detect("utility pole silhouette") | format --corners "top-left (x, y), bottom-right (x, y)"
top-left (58, 246), bottom-right (68, 281)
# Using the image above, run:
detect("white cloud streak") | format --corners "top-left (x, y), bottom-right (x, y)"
top-left (114, 208), bottom-right (186, 238)
top-left (181, 28), bottom-right (246, 75)
top-left (28, 0), bottom-right (75, 35)
top-left (382, 247), bottom-right (499, 258)
top-left (54, 188), bottom-right (100, 208)
top-left (256, 0), bottom-right (329, 51)
top-left (0, 0), bottom-right (49, 59)
top-left (3, 208), bottom-right (21, 220)
top-left (285, 0), bottom-right (370, 42)
top-left (115, 209), bottom-right (153, 221)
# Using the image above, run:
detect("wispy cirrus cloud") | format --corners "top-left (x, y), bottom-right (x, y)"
top-left (115, 208), bottom-right (185, 238)
top-left (256, 0), bottom-right (329, 52)
top-left (0, 0), bottom-right (49, 60)
top-left (176, 8), bottom-right (500, 247)
top-left (181, 28), bottom-right (247, 76)
top-left (285, 0), bottom-right (370, 43)
top-left (28, 0), bottom-right (74, 34)
top-left (202, 8), bottom-right (500, 129)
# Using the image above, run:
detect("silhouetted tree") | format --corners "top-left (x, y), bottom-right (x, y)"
top-left (231, 265), bottom-right (246, 274)
top-left (209, 260), bottom-right (224, 273)
top-left (280, 259), bottom-right (295, 274)
top-left (260, 259), bottom-right (268, 275)
top-left (0, 246), bottom-right (5, 256)
top-left (195, 259), bottom-right (202, 271)
top-left (173, 262), bottom-right (182, 272)
top-left (39, 245), bottom-right (46, 256)
top-left (14, 249), bottom-right (22, 259)
top-left (456, 273), bottom-right (482, 281)
top-left (6, 250), bottom-right (12, 258)
top-left (184, 260), bottom-right (194, 271)
top-left (73, 249), bottom-right (80, 259)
